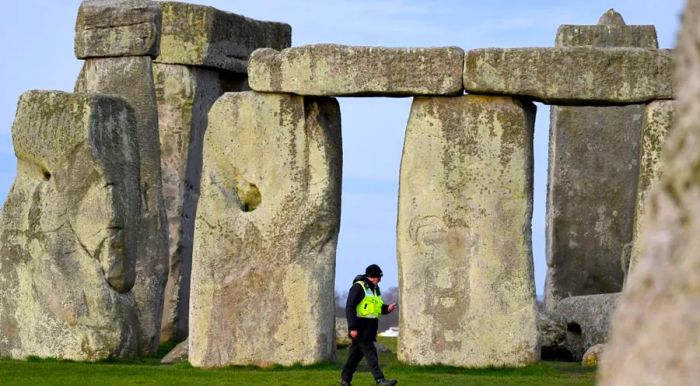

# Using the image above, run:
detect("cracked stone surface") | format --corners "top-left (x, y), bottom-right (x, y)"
top-left (0, 90), bottom-right (141, 360)
top-left (76, 56), bottom-right (169, 355)
top-left (190, 91), bottom-right (341, 367)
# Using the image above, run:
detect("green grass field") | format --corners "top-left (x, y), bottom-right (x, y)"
top-left (0, 338), bottom-right (596, 386)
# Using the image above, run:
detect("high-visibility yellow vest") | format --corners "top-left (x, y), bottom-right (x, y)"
top-left (355, 281), bottom-right (383, 319)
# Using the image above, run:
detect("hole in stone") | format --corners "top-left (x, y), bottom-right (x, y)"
top-left (237, 182), bottom-right (261, 212)
top-left (42, 169), bottom-right (52, 181)
top-left (566, 322), bottom-right (582, 335)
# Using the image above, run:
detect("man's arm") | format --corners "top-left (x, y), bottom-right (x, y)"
top-left (345, 283), bottom-right (363, 331)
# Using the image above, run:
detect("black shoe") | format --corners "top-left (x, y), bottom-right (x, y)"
top-left (376, 379), bottom-right (398, 386)
top-left (340, 380), bottom-right (352, 386)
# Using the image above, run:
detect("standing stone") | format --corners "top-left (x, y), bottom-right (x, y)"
top-left (249, 44), bottom-right (464, 96)
top-left (75, 0), bottom-right (161, 58)
top-left (152, 2), bottom-right (289, 343)
top-left (545, 105), bottom-right (643, 308)
top-left (76, 56), bottom-right (169, 355)
top-left (599, 1), bottom-right (700, 384)
top-left (155, 2), bottom-right (291, 73)
top-left (397, 95), bottom-right (538, 367)
top-left (189, 91), bottom-right (341, 367)
top-left (629, 100), bottom-right (675, 273)
top-left (544, 12), bottom-right (656, 309)
top-left (153, 63), bottom-right (247, 343)
top-left (0, 90), bottom-right (140, 360)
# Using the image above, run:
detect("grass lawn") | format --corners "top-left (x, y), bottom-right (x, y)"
top-left (0, 338), bottom-right (596, 386)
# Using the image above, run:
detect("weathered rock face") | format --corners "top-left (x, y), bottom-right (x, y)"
top-left (545, 12), bottom-right (656, 308)
top-left (249, 44), bottom-right (464, 96)
top-left (463, 47), bottom-right (673, 104)
top-left (76, 56), bottom-right (169, 355)
top-left (160, 338), bottom-right (188, 364)
top-left (0, 90), bottom-right (141, 360)
top-left (154, 2), bottom-right (291, 73)
top-left (544, 105), bottom-right (642, 309)
top-left (75, 0), bottom-right (161, 58)
top-left (189, 91), bottom-right (342, 367)
top-left (153, 63), bottom-right (247, 343)
top-left (556, 9), bottom-right (658, 48)
top-left (397, 95), bottom-right (538, 367)
top-left (629, 100), bottom-right (675, 272)
top-left (335, 317), bottom-right (351, 348)
top-left (557, 293), bottom-right (620, 360)
top-left (599, 1), bottom-right (700, 384)
top-left (537, 309), bottom-right (569, 360)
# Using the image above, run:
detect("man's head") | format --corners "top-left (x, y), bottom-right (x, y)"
top-left (365, 264), bottom-right (383, 284)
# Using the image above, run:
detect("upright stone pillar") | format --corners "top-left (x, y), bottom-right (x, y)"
top-left (545, 10), bottom-right (658, 309)
top-left (397, 95), bottom-right (538, 367)
top-left (600, 1), bottom-right (700, 384)
top-left (152, 2), bottom-right (291, 342)
top-left (628, 100), bottom-right (675, 273)
top-left (75, 0), bottom-right (169, 355)
top-left (0, 91), bottom-right (141, 360)
top-left (190, 91), bottom-right (341, 367)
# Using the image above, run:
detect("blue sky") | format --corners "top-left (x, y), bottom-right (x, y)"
top-left (0, 1), bottom-right (684, 294)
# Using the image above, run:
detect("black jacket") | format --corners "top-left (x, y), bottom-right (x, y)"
top-left (345, 274), bottom-right (390, 342)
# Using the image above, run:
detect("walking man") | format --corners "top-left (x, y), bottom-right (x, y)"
top-left (341, 264), bottom-right (398, 386)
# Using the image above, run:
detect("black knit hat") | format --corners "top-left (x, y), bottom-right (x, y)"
top-left (365, 264), bottom-right (383, 278)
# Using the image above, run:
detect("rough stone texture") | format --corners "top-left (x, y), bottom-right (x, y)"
top-left (189, 91), bottom-right (342, 367)
top-left (153, 63), bottom-right (247, 344)
top-left (463, 47), bottom-right (673, 104)
top-left (75, 0), bottom-right (161, 58)
top-left (582, 343), bottom-right (606, 367)
top-left (249, 44), bottom-right (464, 96)
top-left (557, 293), bottom-right (620, 361)
top-left (537, 309), bottom-right (568, 360)
top-left (154, 2), bottom-right (291, 73)
top-left (556, 9), bottom-right (658, 48)
top-left (76, 56), bottom-right (169, 355)
top-left (544, 105), bottom-right (642, 310)
top-left (397, 95), bottom-right (538, 367)
top-left (0, 90), bottom-right (140, 360)
top-left (599, 1), bottom-right (700, 384)
top-left (629, 100), bottom-right (675, 272)
top-left (160, 338), bottom-right (188, 364)
top-left (335, 317), bottom-right (351, 348)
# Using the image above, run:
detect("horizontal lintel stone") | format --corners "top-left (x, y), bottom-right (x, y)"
top-left (75, 0), bottom-right (161, 58)
top-left (248, 44), bottom-right (464, 96)
top-left (154, 2), bottom-right (291, 72)
top-left (556, 25), bottom-right (658, 48)
top-left (464, 47), bottom-right (673, 104)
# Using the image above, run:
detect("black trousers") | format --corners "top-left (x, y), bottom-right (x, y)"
top-left (341, 339), bottom-right (385, 382)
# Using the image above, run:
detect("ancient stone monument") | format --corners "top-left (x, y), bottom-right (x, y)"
top-left (396, 95), bottom-right (539, 366)
top-left (0, 0), bottom-right (680, 372)
top-left (539, 10), bottom-right (668, 309)
top-left (599, 0), bottom-right (700, 384)
top-left (152, 1), bottom-right (291, 343)
top-left (189, 91), bottom-right (341, 367)
top-left (0, 90), bottom-right (141, 360)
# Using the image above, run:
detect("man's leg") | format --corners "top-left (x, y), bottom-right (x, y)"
top-left (341, 340), bottom-right (364, 383)
top-left (358, 340), bottom-right (386, 381)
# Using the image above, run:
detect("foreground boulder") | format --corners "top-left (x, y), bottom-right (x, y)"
top-left (189, 91), bottom-right (341, 367)
top-left (0, 90), bottom-right (140, 360)
top-left (397, 95), bottom-right (538, 367)
top-left (249, 44), bottom-right (464, 96)
top-left (599, 1), bottom-right (700, 384)
top-left (557, 293), bottom-right (621, 360)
